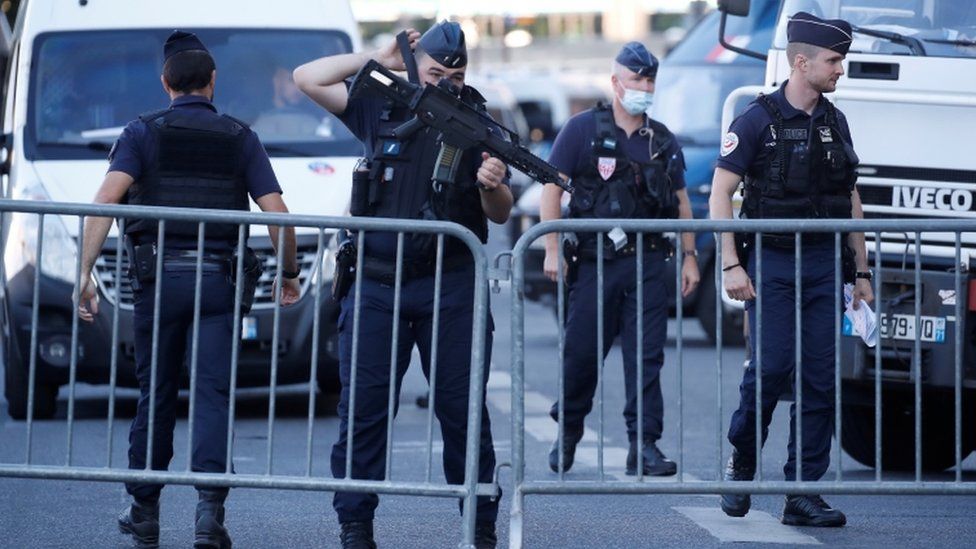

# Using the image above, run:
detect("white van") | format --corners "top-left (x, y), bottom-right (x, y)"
top-left (0, 0), bottom-right (362, 418)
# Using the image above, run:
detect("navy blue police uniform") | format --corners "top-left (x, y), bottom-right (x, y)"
top-left (547, 42), bottom-right (685, 476)
top-left (108, 33), bottom-right (281, 508)
top-left (718, 12), bottom-right (858, 526)
top-left (330, 21), bottom-right (502, 530)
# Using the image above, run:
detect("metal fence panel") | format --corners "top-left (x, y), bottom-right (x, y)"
top-left (509, 217), bottom-right (976, 549)
top-left (0, 199), bottom-right (496, 549)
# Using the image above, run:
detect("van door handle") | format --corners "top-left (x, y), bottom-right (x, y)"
top-left (849, 61), bottom-right (900, 80)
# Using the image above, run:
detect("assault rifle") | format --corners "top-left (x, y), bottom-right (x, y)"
top-left (348, 59), bottom-right (573, 193)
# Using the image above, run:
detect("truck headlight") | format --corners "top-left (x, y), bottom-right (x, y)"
top-left (3, 182), bottom-right (79, 285)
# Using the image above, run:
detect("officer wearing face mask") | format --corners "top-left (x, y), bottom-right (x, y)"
top-left (294, 20), bottom-right (511, 549)
top-left (541, 42), bottom-right (699, 477)
top-left (709, 12), bottom-right (873, 527)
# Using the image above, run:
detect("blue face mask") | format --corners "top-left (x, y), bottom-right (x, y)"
top-left (619, 88), bottom-right (654, 116)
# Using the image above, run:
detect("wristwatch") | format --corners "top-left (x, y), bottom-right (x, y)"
top-left (855, 270), bottom-right (873, 281)
top-left (682, 249), bottom-right (698, 259)
top-left (282, 269), bottom-right (301, 280)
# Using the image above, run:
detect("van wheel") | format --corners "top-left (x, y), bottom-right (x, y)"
top-left (3, 330), bottom-right (58, 420)
top-left (697, 263), bottom-right (745, 346)
top-left (840, 392), bottom-right (976, 472)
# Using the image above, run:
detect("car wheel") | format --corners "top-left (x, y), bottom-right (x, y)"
top-left (3, 323), bottom-right (58, 420)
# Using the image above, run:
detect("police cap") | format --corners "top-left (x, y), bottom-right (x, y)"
top-left (787, 11), bottom-right (853, 56)
top-left (615, 41), bottom-right (658, 79)
top-left (164, 30), bottom-right (209, 61)
top-left (418, 20), bottom-right (467, 69)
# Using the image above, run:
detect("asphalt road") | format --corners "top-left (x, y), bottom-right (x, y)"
top-left (2, 228), bottom-right (976, 548)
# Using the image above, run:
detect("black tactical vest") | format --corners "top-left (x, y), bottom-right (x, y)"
top-left (125, 108), bottom-right (249, 241)
top-left (569, 104), bottom-right (681, 250)
top-left (741, 94), bottom-right (859, 239)
top-left (351, 86), bottom-right (489, 257)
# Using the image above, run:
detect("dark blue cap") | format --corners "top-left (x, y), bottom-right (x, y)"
top-left (164, 30), bottom-right (209, 61)
top-left (418, 20), bottom-right (467, 69)
top-left (787, 11), bottom-right (853, 55)
top-left (615, 41), bottom-right (658, 79)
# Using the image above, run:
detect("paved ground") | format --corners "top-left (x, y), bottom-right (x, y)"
top-left (2, 230), bottom-right (976, 548)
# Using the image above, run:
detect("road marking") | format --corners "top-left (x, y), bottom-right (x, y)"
top-left (523, 416), bottom-right (599, 444)
top-left (673, 506), bottom-right (821, 545)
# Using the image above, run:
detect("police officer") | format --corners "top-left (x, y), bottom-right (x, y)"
top-left (76, 31), bottom-right (300, 548)
top-left (709, 12), bottom-right (874, 526)
top-left (293, 21), bottom-right (511, 549)
top-left (541, 42), bottom-right (699, 477)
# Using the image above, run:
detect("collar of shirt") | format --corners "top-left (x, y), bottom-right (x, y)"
top-left (770, 79), bottom-right (827, 121)
top-left (169, 94), bottom-right (218, 112)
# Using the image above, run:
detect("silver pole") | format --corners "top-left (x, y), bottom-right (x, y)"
top-left (186, 222), bottom-right (206, 471)
top-left (384, 232), bottom-right (405, 481)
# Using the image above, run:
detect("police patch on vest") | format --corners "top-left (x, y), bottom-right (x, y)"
top-left (720, 132), bottom-right (739, 157)
top-left (781, 128), bottom-right (808, 141)
top-left (598, 157), bottom-right (617, 181)
top-left (818, 126), bottom-right (833, 143)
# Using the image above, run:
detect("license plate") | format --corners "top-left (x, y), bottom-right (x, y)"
top-left (242, 316), bottom-right (258, 340)
top-left (843, 313), bottom-right (946, 343)
top-left (880, 314), bottom-right (945, 343)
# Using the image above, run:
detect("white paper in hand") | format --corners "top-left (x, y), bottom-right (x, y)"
top-left (844, 283), bottom-right (878, 347)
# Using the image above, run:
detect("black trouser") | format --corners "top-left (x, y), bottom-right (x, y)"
top-left (126, 260), bottom-right (236, 503)
top-left (550, 250), bottom-right (669, 442)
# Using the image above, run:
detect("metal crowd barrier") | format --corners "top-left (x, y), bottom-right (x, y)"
top-left (0, 199), bottom-right (496, 548)
top-left (509, 217), bottom-right (976, 548)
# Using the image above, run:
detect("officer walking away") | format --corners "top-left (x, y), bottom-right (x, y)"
top-left (294, 21), bottom-right (512, 549)
top-left (76, 31), bottom-right (301, 548)
top-left (709, 12), bottom-right (874, 527)
top-left (541, 42), bottom-right (699, 477)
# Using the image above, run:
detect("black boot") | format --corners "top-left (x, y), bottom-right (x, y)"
top-left (625, 438), bottom-right (677, 476)
top-left (118, 499), bottom-right (160, 548)
top-left (548, 424), bottom-right (584, 473)
top-left (474, 522), bottom-right (497, 549)
top-left (340, 521), bottom-right (377, 549)
top-left (782, 495), bottom-right (847, 527)
top-left (720, 450), bottom-right (755, 518)
top-left (194, 491), bottom-right (232, 548)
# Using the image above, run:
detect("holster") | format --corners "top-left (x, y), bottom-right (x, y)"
top-left (332, 235), bottom-right (357, 302)
top-left (231, 247), bottom-right (261, 315)
top-left (841, 240), bottom-right (856, 284)
top-left (734, 232), bottom-right (753, 272)
top-left (562, 232), bottom-right (580, 286)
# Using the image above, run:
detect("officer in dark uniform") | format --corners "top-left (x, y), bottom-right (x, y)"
top-left (77, 31), bottom-right (301, 548)
top-left (294, 21), bottom-right (511, 549)
top-left (709, 12), bottom-right (874, 526)
top-left (541, 42), bottom-right (699, 477)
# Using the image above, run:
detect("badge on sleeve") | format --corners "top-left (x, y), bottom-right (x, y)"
top-left (720, 132), bottom-right (739, 157)
top-left (598, 157), bottom-right (617, 181)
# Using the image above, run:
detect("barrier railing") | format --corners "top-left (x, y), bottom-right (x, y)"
top-left (508, 217), bottom-right (975, 548)
top-left (0, 199), bottom-right (496, 548)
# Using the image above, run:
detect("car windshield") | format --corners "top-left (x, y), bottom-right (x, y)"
top-left (29, 29), bottom-right (361, 160)
top-left (775, 0), bottom-right (976, 58)
top-left (652, 65), bottom-right (765, 145)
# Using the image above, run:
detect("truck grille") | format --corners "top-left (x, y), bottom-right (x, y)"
top-left (855, 168), bottom-right (976, 262)
top-left (95, 239), bottom-right (323, 310)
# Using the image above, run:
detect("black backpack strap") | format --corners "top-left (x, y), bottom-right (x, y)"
top-left (592, 102), bottom-right (618, 152)
top-left (220, 113), bottom-right (250, 131)
top-left (756, 94), bottom-right (786, 183)
top-left (138, 107), bottom-right (173, 125)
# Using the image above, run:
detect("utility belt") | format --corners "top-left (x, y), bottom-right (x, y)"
top-left (577, 234), bottom-right (670, 261)
top-left (361, 253), bottom-right (473, 286)
top-left (126, 237), bottom-right (262, 314)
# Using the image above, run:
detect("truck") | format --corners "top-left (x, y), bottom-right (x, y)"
top-left (717, 0), bottom-right (976, 471)
top-left (1, 0), bottom-right (363, 419)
